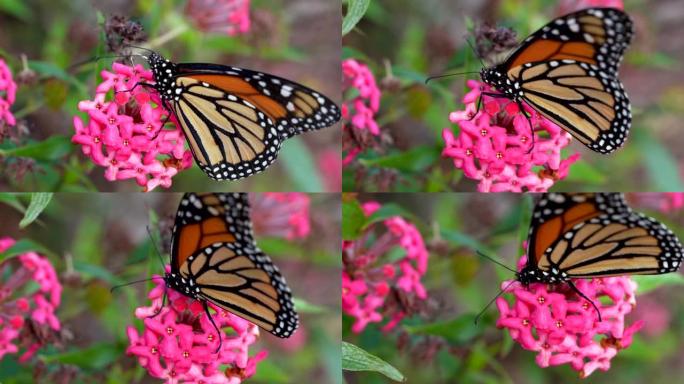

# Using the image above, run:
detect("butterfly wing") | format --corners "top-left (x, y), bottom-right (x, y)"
top-left (501, 8), bottom-right (634, 153)
top-left (527, 193), bottom-right (683, 278)
top-left (169, 64), bottom-right (340, 180)
top-left (171, 193), bottom-right (298, 337)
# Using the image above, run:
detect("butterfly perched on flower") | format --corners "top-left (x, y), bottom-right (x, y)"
top-left (164, 192), bottom-right (298, 343)
top-left (479, 8), bottom-right (634, 154)
top-left (518, 193), bottom-right (683, 317)
top-left (141, 51), bottom-right (340, 180)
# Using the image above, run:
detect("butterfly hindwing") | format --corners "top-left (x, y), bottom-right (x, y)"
top-left (170, 193), bottom-right (299, 338)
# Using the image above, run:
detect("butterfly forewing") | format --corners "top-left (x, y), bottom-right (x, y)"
top-left (169, 193), bottom-right (299, 338)
top-left (526, 193), bottom-right (683, 280)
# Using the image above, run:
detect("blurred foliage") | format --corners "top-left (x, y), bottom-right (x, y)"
top-left (342, 0), bottom-right (684, 192)
top-left (0, 0), bottom-right (340, 192)
top-left (344, 193), bottom-right (684, 383)
top-left (0, 193), bottom-right (341, 384)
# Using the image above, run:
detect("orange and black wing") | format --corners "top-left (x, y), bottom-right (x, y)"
top-left (168, 63), bottom-right (340, 180)
top-left (527, 193), bottom-right (683, 277)
top-left (170, 193), bottom-right (298, 337)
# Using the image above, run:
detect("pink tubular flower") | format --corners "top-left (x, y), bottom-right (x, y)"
top-left (319, 148), bottom-right (342, 192)
top-left (442, 80), bottom-right (580, 192)
top-left (250, 193), bottom-right (311, 240)
top-left (343, 202), bottom-right (429, 333)
top-left (0, 58), bottom-right (17, 127)
top-left (0, 237), bottom-right (62, 361)
top-left (127, 274), bottom-right (266, 383)
top-left (342, 59), bottom-right (381, 165)
top-left (185, 0), bottom-right (251, 36)
top-left (629, 192), bottom-right (684, 213)
top-left (72, 63), bottom-right (193, 192)
top-left (497, 254), bottom-right (641, 378)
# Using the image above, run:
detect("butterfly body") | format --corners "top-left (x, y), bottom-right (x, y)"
top-left (480, 8), bottom-right (634, 153)
top-left (146, 52), bottom-right (340, 180)
top-left (166, 193), bottom-right (298, 339)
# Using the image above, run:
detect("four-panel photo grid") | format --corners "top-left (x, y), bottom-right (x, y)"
top-left (1, 0), bottom-right (684, 383)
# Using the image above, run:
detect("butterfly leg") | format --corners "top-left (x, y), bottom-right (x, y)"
top-left (567, 280), bottom-right (602, 322)
top-left (203, 301), bottom-right (223, 354)
top-left (147, 289), bottom-right (167, 319)
top-left (115, 81), bottom-right (155, 96)
top-left (517, 101), bottom-right (536, 154)
top-left (470, 92), bottom-right (510, 121)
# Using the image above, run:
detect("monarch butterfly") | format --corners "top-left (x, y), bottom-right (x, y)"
top-left (477, 193), bottom-right (683, 322)
top-left (163, 192), bottom-right (298, 345)
top-left (479, 8), bottom-right (634, 153)
top-left (141, 51), bottom-right (340, 180)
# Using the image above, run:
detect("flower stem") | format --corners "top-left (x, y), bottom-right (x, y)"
top-left (147, 24), bottom-right (190, 49)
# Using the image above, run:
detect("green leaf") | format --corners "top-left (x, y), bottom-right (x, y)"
top-left (0, 193), bottom-right (24, 213)
top-left (0, 136), bottom-right (72, 161)
top-left (404, 314), bottom-right (483, 345)
top-left (0, 239), bottom-right (54, 262)
top-left (74, 261), bottom-right (127, 285)
top-left (279, 137), bottom-right (324, 192)
top-left (359, 146), bottom-right (439, 173)
top-left (342, 0), bottom-right (370, 36)
top-left (19, 193), bottom-right (53, 228)
top-left (637, 131), bottom-right (684, 191)
top-left (342, 199), bottom-right (366, 240)
top-left (633, 274), bottom-right (684, 295)
top-left (341, 342), bottom-right (405, 382)
top-left (292, 297), bottom-right (326, 314)
top-left (440, 229), bottom-right (493, 255)
top-left (564, 161), bottom-right (606, 184)
top-left (0, 0), bottom-right (31, 20)
top-left (41, 343), bottom-right (120, 371)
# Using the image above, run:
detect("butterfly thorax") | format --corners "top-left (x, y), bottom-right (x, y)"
top-left (164, 271), bottom-right (202, 301)
top-left (518, 264), bottom-right (568, 285)
top-left (147, 52), bottom-right (181, 102)
top-left (480, 66), bottom-right (523, 101)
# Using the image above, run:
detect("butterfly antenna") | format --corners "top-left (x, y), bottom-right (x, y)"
top-left (567, 280), bottom-right (602, 322)
top-left (110, 277), bottom-right (161, 293)
top-left (465, 38), bottom-right (486, 68)
top-left (475, 250), bottom-right (517, 273)
top-left (474, 279), bottom-right (518, 324)
top-left (146, 225), bottom-right (167, 270)
top-left (204, 302), bottom-right (223, 354)
top-left (425, 71), bottom-right (479, 84)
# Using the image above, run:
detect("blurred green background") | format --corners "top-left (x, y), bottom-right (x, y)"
top-left (342, 0), bottom-right (684, 192)
top-left (343, 193), bottom-right (684, 383)
top-left (0, 192), bottom-right (341, 383)
top-left (0, 0), bottom-right (341, 192)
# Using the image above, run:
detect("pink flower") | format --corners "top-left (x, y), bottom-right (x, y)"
top-left (127, 274), bottom-right (266, 383)
top-left (558, 0), bottom-right (624, 14)
top-left (442, 80), bottom-right (580, 192)
top-left (185, 0), bottom-right (251, 36)
top-left (0, 58), bottom-right (17, 127)
top-left (497, 253), bottom-right (641, 378)
top-left (319, 148), bottom-right (342, 192)
top-left (0, 237), bottom-right (62, 361)
top-left (343, 202), bottom-right (429, 333)
top-left (342, 59), bottom-right (382, 165)
top-left (250, 193), bottom-right (311, 240)
top-left (630, 192), bottom-right (684, 213)
top-left (72, 63), bottom-right (193, 191)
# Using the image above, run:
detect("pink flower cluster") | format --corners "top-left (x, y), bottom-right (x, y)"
top-left (319, 148), bottom-right (342, 192)
top-left (630, 192), bottom-right (684, 213)
top-left (497, 255), bottom-right (641, 378)
top-left (342, 59), bottom-right (381, 165)
top-left (251, 192), bottom-right (311, 240)
top-left (185, 0), bottom-right (251, 36)
top-left (0, 237), bottom-right (62, 361)
top-left (72, 63), bottom-right (193, 191)
top-left (442, 80), bottom-right (580, 192)
top-left (0, 58), bottom-right (17, 127)
top-left (127, 274), bottom-right (267, 383)
top-left (343, 202), bottom-right (429, 333)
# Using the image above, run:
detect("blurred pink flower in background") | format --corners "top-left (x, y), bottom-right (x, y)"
top-left (185, 0), bottom-right (251, 36)
top-left (630, 192), bottom-right (684, 213)
top-left (251, 193), bottom-right (311, 240)
top-left (343, 202), bottom-right (429, 333)
top-left (497, 254), bottom-right (641, 378)
top-left (0, 237), bottom-right (62, 361)
top-left (342, 59), bottom-right (381, 165)
top-left (127, 274), bottom-right (267, 383)
top-left (631, 297), bottom-right (670, 337)
top-left (442, 80), bottom-right (580, 192)
top-left (0, 58), bottom-right (17, 127)
top-left (319, 148), bottom-right (342, 192)
top-left (72, 63), bottom-right (193, 192)
top-left (558, 0), bottom-right (624, 14)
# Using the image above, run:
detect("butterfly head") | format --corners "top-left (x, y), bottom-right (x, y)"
top-left (146, 52), bottom-right (178, 101)
top-left (480, 66), bottom-right (522, 100)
